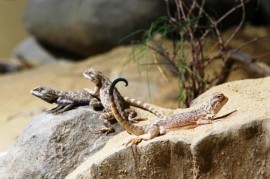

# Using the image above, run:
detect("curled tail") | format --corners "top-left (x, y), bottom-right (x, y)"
top-left (124, 97), bottom-right (164, 118)
top-left (109, 78), bottom-right (145, 136)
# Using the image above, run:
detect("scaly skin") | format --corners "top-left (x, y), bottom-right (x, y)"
top-left (109, 78), bottom-right (229, 145)
top-left (83, 68), bottom-right (164, 134)
top-left (31, 86), bottom-right (103, 114)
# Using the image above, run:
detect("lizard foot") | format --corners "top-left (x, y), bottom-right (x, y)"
top-left (47, 105), bottom-right (64, 114)
top-left (98, 127), bottom-right (115, 135)
top-left (125, 137), bottom-right (143, 146)
top-left (128, 117), bottom-right (147, 123)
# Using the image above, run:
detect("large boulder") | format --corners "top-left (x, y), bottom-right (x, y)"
top-left (24, 0), bottom-right (167, 57)
top-left (66, 77), bottom-right (270, 178)
top-left (67, 120), bottom-right (270, 178)
top-left (0, 108), bottom-right (122, 178)
top-left (22, 0), bottom-right (270, 59)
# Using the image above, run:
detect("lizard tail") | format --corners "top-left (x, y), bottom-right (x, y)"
top-left (109, 78), bottom-right (146, 136)
top-left (123, 97), bottom-right (164, 118)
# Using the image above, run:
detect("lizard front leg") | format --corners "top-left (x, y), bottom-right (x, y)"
top-left (47, 105), bottom-right (64, 114)
top-left (52, 98), bottom-right (76, 114)
top-left (84, 87), bottom-right (100, 97)
top-left (53, 104), bottom-right (75, 114)
top-left (89, 98), bottom-right (103, 110)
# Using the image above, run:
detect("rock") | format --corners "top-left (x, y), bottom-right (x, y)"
top-left (13, 37), bottom-right (57, 65)
top-left (22, 0), bottom-right (270, 58)
top-left (24, 0), bottom-right (167, 57)
top-left (259, 0), bottom-right (270, 25)
top-left (0, 107), bottom-right (123, 178)
top-left (66, 77), bottom-right (270, 178)
top-left (67, 120), bottom-right (270, 178)
top-left (0, 63), bottom-right (22, 74)
top-left (0, 151), bottom-right (8, 164)
top-left (191, 119), bottom-right (270, 178)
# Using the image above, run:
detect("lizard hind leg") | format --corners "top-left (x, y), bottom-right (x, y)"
top-left (125, 124), bottom-right (161, 146)
top-left (124, 109), bottom-right (147, 123)
top-left (53, 104), bottom-right (75, 114)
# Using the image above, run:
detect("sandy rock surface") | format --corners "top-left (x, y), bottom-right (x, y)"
top-left (66, 77), bottom-right (270, 178)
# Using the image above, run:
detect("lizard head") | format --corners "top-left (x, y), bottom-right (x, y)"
top-left (31, 86), bottom-right (58, 103)
top-left (205, 92), bottom-right (228, 115)
top-left (83, 68), bottom-right (102, 85)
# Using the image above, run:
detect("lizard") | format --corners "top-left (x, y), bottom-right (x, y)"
top-left (31, 86), bottom-right (103, 114)
top-left (83, 68), bottom-right (164, 134)
top-left (109, 78), bottom-right (229, 145)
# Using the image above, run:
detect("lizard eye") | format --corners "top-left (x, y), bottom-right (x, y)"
top-left (218, 94), bottom-right (224, 100)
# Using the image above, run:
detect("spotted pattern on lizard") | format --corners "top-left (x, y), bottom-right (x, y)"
top-left (83, 68), bottom-right (164, 134)
top-left (109, 78), bottom-right (229, 145)
top-left (31, 86), bottom-right (103, 114)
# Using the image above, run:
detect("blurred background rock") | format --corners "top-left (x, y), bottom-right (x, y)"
top-left (1, 0), bottom-right (270, 62)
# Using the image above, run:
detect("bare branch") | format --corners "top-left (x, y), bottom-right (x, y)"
top-left (224, 0), bottom-right (246, 46)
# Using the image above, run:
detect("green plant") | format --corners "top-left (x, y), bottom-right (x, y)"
top-left (128, 0), bottom-right (251, 107)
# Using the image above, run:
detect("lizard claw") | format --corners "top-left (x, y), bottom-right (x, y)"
top-left (124, 137), bottom-right (143, 146)
top-left (128, 118), bottom-right (147, 123)
top-left (99, 127), bottom-right (115, 135)
top-left (48, 109), bottom-right (62, 115)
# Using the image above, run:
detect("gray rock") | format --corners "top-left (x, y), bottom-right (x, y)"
top-left (24, 0), bottom-right (167, 57)
top-left (0, 151), bottom-right (8, 165)
top-left (0, 107), bottom-right (122, 178)
top-left (13, 37), bottom-right (57, 65)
